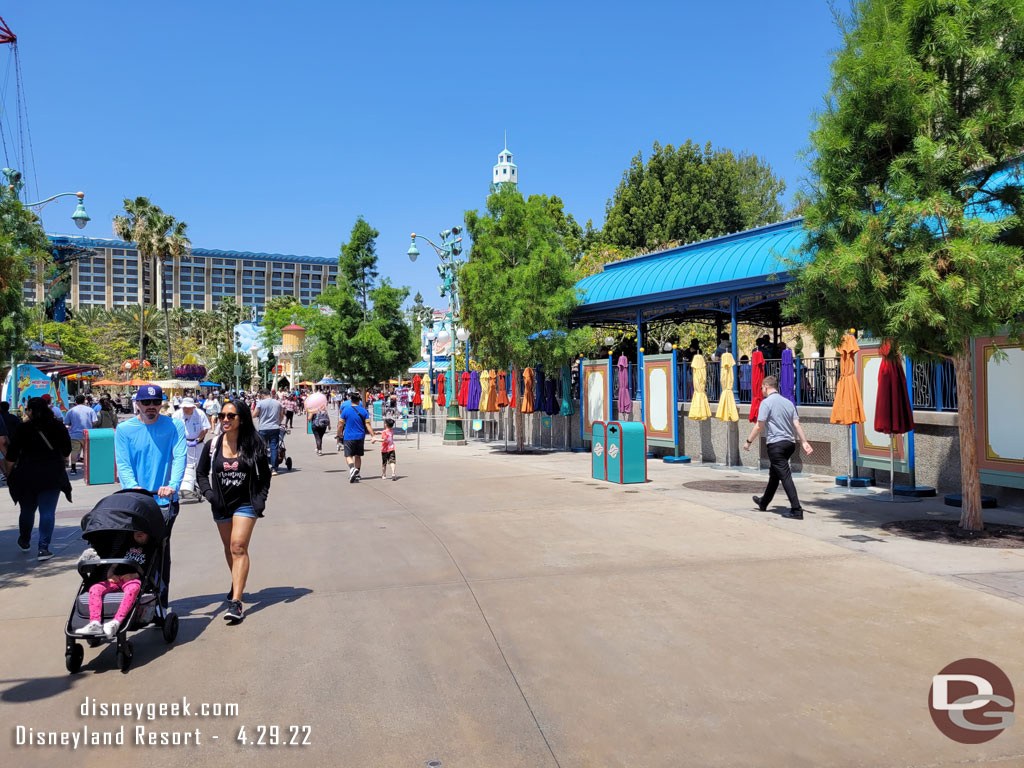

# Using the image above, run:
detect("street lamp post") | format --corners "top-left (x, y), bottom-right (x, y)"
top-left (407, 227), bottom-right (467, 446)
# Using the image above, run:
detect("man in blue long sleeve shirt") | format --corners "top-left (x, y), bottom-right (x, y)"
top-left (115, 384), bottom-right (186, 605)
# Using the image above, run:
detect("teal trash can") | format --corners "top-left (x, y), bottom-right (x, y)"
top-left (372, 400), bottom-right (383, 423)
top-left (84, 428), bottom-right (117, 486)
top-left (605, 421), bottom-right (647, 484)
top-left (591, 421), bottom-right (608, 481)
top-left (306, 416), bottom-right (314, 434)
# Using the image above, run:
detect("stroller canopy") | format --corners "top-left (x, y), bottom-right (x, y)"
top-left (81, 489), bottom-right (167, 543)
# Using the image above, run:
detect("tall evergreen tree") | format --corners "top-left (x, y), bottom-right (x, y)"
top-left (788, 0), bottom-right (1024, 531)
top-left (339, 216), bottom-right (380, 315)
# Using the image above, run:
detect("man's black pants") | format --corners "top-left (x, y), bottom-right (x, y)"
top-left (761, 440), bottom-right (802, 510)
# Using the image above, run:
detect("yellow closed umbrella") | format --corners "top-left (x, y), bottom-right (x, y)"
top-left (422, 373), bottom-right (433, 410)
top-left (688, 354), bottom-right (712, 420)
top-left (716, 352), bottom-right (739, 422)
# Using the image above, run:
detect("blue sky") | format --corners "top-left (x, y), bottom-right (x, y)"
top-left (6, 1), bottom-right (840, 308)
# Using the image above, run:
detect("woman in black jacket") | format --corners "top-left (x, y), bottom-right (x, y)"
top-left (6, 397), bottom-right (72, 561)
top-left (196, 398), bottom-right (270, 624)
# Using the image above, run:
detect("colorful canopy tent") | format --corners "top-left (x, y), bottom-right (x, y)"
top-left (126, 378), bottom-right (153, 387)
top-left (93, 379), bottom-right (122, 387)
top-left (688, 354), bottom-right (712, 421)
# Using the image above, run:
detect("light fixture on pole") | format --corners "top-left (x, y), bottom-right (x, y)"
top-left (407, 227), bottom-right (467, 445)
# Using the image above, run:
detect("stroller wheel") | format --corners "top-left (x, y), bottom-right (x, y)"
top-left (117, 640), bottom-right (134, 672)
top-left (285, 457), bottom-right (293, 470)
top-left (162, 612), bottom-right (179, 644)
top-left (65, 643), bottom-right (84, 674)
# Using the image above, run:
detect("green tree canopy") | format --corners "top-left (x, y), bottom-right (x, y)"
top-left (339, 216), bottom-right (380, 314)
top-left (787, 0), bottom-right (1024, 531)
top-left (602, 140), bottom-right (786, 251)
top-left (0, 190), bottom-right (52, 363)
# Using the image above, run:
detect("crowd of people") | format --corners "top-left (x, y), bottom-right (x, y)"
top-left (0, 381), bottom-right (392, 624)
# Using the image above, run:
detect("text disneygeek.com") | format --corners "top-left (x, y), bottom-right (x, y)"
top-left (11, 696), bottom-right (311, 749)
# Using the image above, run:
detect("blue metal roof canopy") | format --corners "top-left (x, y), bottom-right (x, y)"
top-left (572, 218), bottom-right (809, 328)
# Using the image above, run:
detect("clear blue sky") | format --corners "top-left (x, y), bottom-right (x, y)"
top-left (6, 1), bottom-right (840, 308)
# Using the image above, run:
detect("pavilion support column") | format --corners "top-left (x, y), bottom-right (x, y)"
top-left (636, 309), bottom-right (644, 423)
top-left (730, 296), bottom-right (739, 397)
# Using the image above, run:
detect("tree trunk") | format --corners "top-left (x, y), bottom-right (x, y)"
top-left (161, 257), bottom-right (173, 377)
top-left (953, 338), bottom-right (983, 531)
top-left (515, 405), bottom-right (525, 454)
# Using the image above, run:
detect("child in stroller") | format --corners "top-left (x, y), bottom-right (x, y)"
top-left (76, 528), bottom-right (151, 638)
top-left (65, 489), bottom-right (180, 673)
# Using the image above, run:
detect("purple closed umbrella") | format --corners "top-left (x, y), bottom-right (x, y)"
top-left (780, 349), bottom-right (795, 405)
top-left (617, 355), bottom-right (632, 414)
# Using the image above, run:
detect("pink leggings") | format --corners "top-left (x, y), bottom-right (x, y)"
top-left (88, 578), bottom-right (141, 624)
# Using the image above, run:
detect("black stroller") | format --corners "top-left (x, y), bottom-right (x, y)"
top-left (64, 489), bottom-right (179, 673)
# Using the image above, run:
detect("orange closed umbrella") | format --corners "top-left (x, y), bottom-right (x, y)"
top-left (830, 332), bottom-right (866, 491)
top-left (830, 333), bottom-right (866, 425)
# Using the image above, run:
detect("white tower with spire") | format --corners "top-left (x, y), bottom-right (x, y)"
top-left (491, 133), bottom-right (518, 193)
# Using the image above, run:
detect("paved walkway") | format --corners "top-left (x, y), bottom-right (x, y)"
top-left (2, 422), bottom-right (1024, 767)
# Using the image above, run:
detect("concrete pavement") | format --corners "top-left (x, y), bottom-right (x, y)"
top-left (2, 420), bottom-right (1024, 767)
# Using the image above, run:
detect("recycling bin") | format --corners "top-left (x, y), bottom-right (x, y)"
top-left (605, 421), bottom-right (648, 484)
top-left (84, 428), bottom-right (117, 486)
top-left (591, 421), bottom-right (608, 480)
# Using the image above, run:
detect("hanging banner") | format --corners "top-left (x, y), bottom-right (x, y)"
top-left (580, 357), bottom-right (613, 442)
top-left (642, 354), bottom-right (678, 449)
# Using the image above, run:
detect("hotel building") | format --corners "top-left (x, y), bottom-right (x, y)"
top-left (31, 234), bottom-right (338, 312)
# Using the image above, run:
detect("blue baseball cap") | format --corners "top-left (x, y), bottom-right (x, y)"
top-left (137, 384), bottom-right (163, 401)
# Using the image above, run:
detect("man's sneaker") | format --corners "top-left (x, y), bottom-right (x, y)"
top-left (224, 600), bottom-right (244, 622)
top-left (69, 467), bottom-right (77, 475)
top-left (227, 585), bottom-right (234, 601)
top-left (348, 467), bottom-right (357, 483)
top-left (781, 509), bottom-right (804, 520)
top-left (391, 474), bottom-right (397, 481)
top-left (17, 536), bottom-right (30, 552)
top-left (37, 548), bottom-right (53, 561)
top-left (103, 619), bottom-right (121, 638)
top-left (76, 620), bottom-right (104, 636)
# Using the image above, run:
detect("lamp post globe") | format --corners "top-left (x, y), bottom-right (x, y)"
top-left (604, 335), bottom-right (615, 347)
top-left (426, 330), bottom-right (437, 342)
top-left (407, 237), bottom-right (420, 262)
top-left (456, 327), bottom-right (469, 342)
top-left (436, 328), bottom-right (451, 345)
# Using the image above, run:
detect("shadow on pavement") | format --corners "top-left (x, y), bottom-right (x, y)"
top-left (0, 524), bottom-right (89, 591)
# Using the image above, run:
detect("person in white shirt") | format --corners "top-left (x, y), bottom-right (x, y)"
top-left (203, 392), bottom-right (222, 436)
top-left (173, 397), bottom-right (210, 498)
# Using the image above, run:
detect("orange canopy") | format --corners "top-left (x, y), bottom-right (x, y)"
top-left (126, 378), bottom-right (153, 387)
top-left (830, 334), bottom-right (866, 425)
top-left (93, 379), bottom-right (123, 386)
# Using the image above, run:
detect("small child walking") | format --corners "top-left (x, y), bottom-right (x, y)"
top-left (77, 529), bottom-right (151, 638)
top-left (372, 418), bottom-right (398, 480)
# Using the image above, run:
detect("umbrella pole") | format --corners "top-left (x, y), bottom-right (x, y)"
top-left (847, 428), bottom-right (854, 493)
top-left (890, 435), bottom-right (896, 501)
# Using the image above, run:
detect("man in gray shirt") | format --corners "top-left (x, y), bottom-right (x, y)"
top-left (743, 375), bottom-right (813, 519)
top-left (254, 390), bottom-right (284, 475)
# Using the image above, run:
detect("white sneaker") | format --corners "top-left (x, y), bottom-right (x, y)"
top-left (103, 619), bottom-right (121, 639)
top-left (76, 620), bottom-right (103, 636)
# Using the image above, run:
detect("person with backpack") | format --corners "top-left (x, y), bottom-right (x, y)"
top-left (310, 405), bottom-right (331, 455)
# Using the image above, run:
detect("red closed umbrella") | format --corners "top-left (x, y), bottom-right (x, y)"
top-left (412, 374), bottom-right (422, 406)
top-left (436, 372), bottom-right (446, 407)
top-left (749, 351), bottom-right (766, 422)
top-left (875, 341), bottom-right (913, 435)
top-left (875, 341), bottom-right (915, 500)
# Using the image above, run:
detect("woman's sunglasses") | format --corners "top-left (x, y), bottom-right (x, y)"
top-left (217, 413), bottom-right (238, 421)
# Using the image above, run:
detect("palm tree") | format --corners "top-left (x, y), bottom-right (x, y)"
top-left (72, 305), bottom-right (108, 326)
top-left (118, 304), bottom-right (162, 365)
top-left (113, 197), bottom-right (191, 376)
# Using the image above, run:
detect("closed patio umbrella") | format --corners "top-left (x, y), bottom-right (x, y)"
top-left (521, 367), bottom-right (535, 413)
top-left (688, 354), bottom-right (712, 421)
top-left (496, 370), bottom-right (509, 408)
top-left (412, 374), bottom-right (423, 406)
top-left (616, 355), bottom-right (632, 416)
top-left (422, 373), bottom-right (432, 410)
top-left (780, 349), bottom-right (795, 405)
top-left (559, 365), bottom-right (574, 416)
top-left (436, 372), bottom-right (446, 407)
top-left (715, 353), bottom-right (739, 423)
top-left (749, 351), bottom-right (766, 421)
top-left (830, 331), bottom-right (866, 490)
top-left (875, 340), bottom-right (915, 501)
